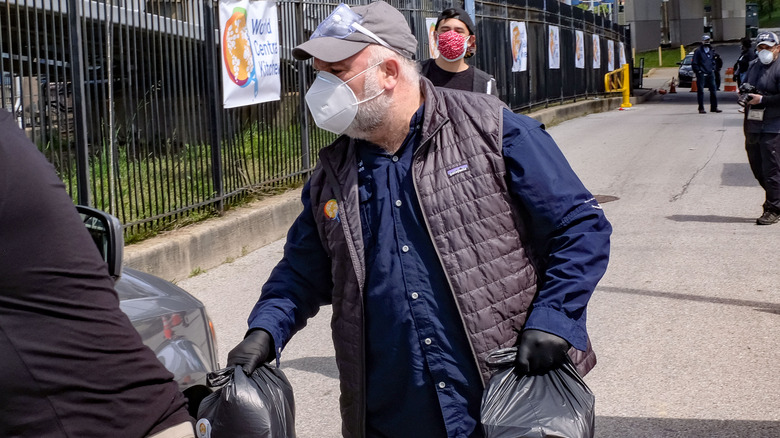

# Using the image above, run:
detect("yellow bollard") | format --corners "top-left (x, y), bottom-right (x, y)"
top-left (604, 64), bottom-right (633, 108)
top-left (681, 44), bottom-right (686, 59)
top-left (658, 46), bottom-right (663, 66)
top-left (620, 64), bottom-right (632, 108)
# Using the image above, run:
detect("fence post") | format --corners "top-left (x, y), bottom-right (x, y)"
top-left (295, 0), bottom-right (310, 172)
top-left (66, 0), bottom-right (91, 206)
top-left (204, 0), bottom-right (224, 213)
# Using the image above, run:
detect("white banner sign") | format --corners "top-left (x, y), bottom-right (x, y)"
top-left (619, 41), bottom-right (627, 66)
top-left (575, 30), bottom-right (585, 69)
top-left (592, 35), bottom-right (601, 69)
top-left (607, 39), bottom-right (615, 71)
top-left (219, 0), bottom-right (281, 108)
top-left (510, 21), bottom-right (528, 72)
top-left (548, 25), bottom-right (560, 69)
top-left (426, 17), bottom-right (439, 59)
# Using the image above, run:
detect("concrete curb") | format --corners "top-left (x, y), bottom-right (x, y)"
top-left (125, 93), bottom-right (652, 282)
top-left (125, 190), bottom-right (303, 282)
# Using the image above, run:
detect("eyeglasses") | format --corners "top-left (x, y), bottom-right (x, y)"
top-left (310, 3), bottom-right (401, 55)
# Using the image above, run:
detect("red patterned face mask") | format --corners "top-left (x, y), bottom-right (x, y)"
top-left (437, 30), bottom-right (468, 62)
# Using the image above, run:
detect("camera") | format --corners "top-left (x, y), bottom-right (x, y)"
top-left (738, 83), bottom-right (759, 107)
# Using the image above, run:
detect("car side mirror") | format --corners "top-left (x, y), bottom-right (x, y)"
top-left (76, 205), bottom-right (124, 279)
top-left (676, 61), bottom-right (682, 65)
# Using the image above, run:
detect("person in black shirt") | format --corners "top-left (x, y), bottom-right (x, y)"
top-left (0, 109), bottom-right (195, 437)
top-left (420, 7), bottom-right (498, 95)
top-left (734, 37), bottom-right (756, 87)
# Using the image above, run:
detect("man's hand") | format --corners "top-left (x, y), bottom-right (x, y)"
top-left (514, 329), bottom-right (570, 376)
top-left (747, 93), bottom-right (763, 105)
top-left (226, 329), bottom-right (274, 374)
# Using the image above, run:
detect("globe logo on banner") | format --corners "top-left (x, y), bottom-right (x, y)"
top-left (223, 7), bottom-right (255, 88)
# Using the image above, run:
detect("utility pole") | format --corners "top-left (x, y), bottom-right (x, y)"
top-left (661, 0), bottom-right (671, 47)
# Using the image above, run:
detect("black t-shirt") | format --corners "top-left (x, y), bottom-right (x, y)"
top-left (0, 109), bottom-right (190, 437)
top-left (422, 59), bottom-right (476, 92)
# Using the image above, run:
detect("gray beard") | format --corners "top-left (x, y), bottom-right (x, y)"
top-left (343, 71), bottom-right (391, 140)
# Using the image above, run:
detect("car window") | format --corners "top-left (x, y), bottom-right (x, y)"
top-left (683, 55), bottom-right (693, 65)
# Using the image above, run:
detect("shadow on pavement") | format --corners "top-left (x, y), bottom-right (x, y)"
top-left (596, 416), bottom-right (780, 438)
top-left (281, 356), bottom-right (338, 379)
top-left (598, 286), bottom-right (780, 313)
top-left (722, 162), bottom-right (759, 187)
top-left (666, 214), bottom-right (754, 224)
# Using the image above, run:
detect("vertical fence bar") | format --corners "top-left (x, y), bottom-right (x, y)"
top-left (66, 0), bottom-right (91, 205)
top-left (295, 0), bottom-right (310, 172)
top-left (204, 0), bottom-right (224, 212)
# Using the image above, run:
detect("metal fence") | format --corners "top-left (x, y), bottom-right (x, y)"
top-left (1, 0), bottom-right (629, 239)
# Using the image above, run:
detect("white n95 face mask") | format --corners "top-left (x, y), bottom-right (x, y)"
top-left (759, 49), bottom-right (775, 65)
top-left (305, 62), bottom-right (384, 135)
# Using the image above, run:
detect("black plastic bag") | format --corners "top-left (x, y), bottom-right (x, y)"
top-left (195, 365), bottom-right (296, 438)
top-left (480, 347), bottom-right (595, 438)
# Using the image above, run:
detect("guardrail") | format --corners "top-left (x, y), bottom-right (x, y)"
top-left (604, 64), bottom-right (632, 108)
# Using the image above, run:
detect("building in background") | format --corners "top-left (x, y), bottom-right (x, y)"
top-left (625, 0), bottom-right (748, 53)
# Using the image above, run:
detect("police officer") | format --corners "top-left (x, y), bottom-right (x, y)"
top-left (691, 35), bottom-right (722, 114)
top-left (743, 31), bottom-right (780, 225)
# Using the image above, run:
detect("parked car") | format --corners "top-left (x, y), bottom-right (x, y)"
top-left (677, 52), bottom-right (695, 87)
top-left (77, 205), bottom-right (219, 417)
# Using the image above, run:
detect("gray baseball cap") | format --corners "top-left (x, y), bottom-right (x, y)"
top-left (756, 31), bottom-right (779, 48)
top-left (292, 1), bottom-right (418, 62)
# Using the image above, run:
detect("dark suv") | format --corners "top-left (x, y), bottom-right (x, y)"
top-left (78, 205), bottom-right (218, 417)
top-left (677, 52), bottom-right (694, 87)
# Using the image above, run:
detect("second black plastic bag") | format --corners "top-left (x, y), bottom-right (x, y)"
top-left (480, 347), bottom-right (595, 438)
top-left (196, 365), bottom-right (296, 438)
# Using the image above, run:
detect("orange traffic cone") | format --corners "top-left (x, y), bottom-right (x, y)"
top-left (669, 77), bottom-right (677, 93)
top-left (724, 67), bottom-right (737, 92)
top-left (690, 75), bottom-right (698, 92)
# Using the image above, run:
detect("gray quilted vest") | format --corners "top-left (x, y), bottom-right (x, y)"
top-left (308, 78), bottom-right (596, 438)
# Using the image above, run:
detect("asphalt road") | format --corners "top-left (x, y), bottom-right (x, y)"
top-left (179, 62), bottom-right (780, 437)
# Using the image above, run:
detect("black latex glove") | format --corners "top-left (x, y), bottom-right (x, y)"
top-left (226, 329), bottom-right (274, 374)
top-left (514, 329), bottom-right (570, 376)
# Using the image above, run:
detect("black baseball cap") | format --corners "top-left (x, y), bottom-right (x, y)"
top-left (435, 7), bottom-right (475, 35)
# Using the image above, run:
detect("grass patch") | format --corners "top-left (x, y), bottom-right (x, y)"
top-left (46, 121), bottom-right (334, 244)
top-left (634, 46), bottom-right (690, 73)
top-left (759, 9), bottom-right (780, 28)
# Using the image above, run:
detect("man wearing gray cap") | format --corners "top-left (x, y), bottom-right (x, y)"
top-left (692, 35), bottom-right (722, 114)
top-left (226, 2), bottom-right (611, 436)
top-left (741, 31), bottom-right (780, 225)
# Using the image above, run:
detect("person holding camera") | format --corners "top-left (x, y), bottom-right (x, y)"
top-left (742, 31), bottom-right (780, 225)
top-left (691, 35), bottom-right (721, 114)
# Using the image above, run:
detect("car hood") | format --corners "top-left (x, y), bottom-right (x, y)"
top-left (116, 267), bottom-right (204, 319)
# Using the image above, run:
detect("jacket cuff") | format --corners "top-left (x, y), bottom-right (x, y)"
top-left (523, 306), bottom-right (588, 351)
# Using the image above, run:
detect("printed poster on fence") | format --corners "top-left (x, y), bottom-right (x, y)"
top-left (548, 25), bottom-right (560, 69)
top-left (607, 39), bottom-right (614, 71)
top-left (510, 21), bottom-right (527, 72)
top-left (592, 34), bottom-right (601, 68)
top-left (219, 0), bottom-right (281, 108)
top-left (575, 30), bottom-right (585, 69)
top-left (619, 42), bottom-right (627, 66)
top-left (426, 17), bottom-right (439, 59)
